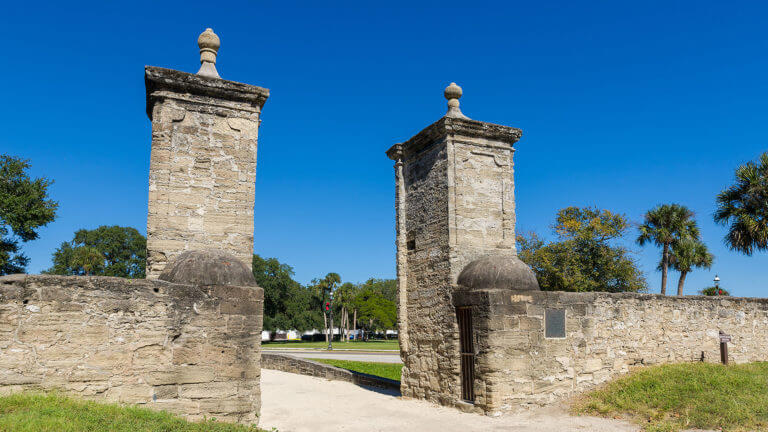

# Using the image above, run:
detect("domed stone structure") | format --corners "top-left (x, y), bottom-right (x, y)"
top-left (159, 249), bottom-right (256, 286)
top-left (457, 254), bottom-right (539, 291)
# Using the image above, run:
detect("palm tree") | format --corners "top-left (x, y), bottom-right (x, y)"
top-left (71, 246), bottom-right (104, 276)
top-left (311, 273), bottom-right (341, 344)
top-left (637, 204), bottom-right (699, 295)
top-left (715, 152), bottom-right (768, 255)
top-left (666, 239), bottom-right (713, 296)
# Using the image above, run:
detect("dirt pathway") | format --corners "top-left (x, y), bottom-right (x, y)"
top-left (259, 369), bottom-right (639, 432)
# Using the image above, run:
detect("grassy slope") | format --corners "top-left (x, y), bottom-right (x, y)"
top-left (262, 340), bottom-right (399, 351)
top-left (312, 359), bottom-right (403, 381)
top-left (0, 393), bottom-right (263, 432)
top-left (573, 362), bottom-right (768, 432)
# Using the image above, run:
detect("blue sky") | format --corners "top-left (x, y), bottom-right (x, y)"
top-left (2, 1), bottom-right (767, 296)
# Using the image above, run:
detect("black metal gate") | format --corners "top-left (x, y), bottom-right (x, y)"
top-left (456, 306), bottom-right (475, 402)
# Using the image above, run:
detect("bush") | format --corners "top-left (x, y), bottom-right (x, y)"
top-left (700, 286), bottom-right (730, 296)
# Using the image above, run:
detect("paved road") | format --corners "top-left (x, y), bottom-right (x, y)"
top-left (263, 348), bottom-right (402, 363)
top-left (259, 369), bottom-right (639, 432)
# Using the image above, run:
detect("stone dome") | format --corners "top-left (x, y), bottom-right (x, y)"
top-left (457, 254), bottom-right (539, 291)
top-left (159, 250), bottom-right (256, 286)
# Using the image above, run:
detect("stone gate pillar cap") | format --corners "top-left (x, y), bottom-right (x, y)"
top-left (457, 255), bottom-right (539, 291)
top-left (159, 250), bottom-right (256, 286)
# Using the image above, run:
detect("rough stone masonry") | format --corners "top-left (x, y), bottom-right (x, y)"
top-left (145, 28), bottom-right (269, 278)
top-left (390, 83), bottom-right (768, 415)
top-left (387, 83), bottom-right (524, 409)
top-left (0, 252), bottom-right (263, 423)
top-left (0, 29), bottom-right (266, 425)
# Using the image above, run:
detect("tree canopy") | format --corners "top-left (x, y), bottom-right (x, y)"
top-left (518, 206), bottom-right (647, 292)
top-left (45, 226), bottom-right (146, 278)
top-left (665, 238), bottom-right (713, 296)
top-left (253, 254), bottom-right (323, 332)
top-left (637, 204), bottom-right (699, 295)
top-left (715, 152), bottom-right (768, 255)
top-left (0, 155), bottom-right (58, 275)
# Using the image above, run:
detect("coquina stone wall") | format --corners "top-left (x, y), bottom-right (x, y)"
top-left (389, 84), bottom-right (768, 416)
top-left (0, 274), bottom-right (263, 424)
top-left (453, 288), bottom-right (768, 414)
top-left (145, 64), bottom-right (269, 278)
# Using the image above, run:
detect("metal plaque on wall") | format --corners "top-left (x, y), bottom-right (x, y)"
top-left (545, 308), bottom-right (566, 338)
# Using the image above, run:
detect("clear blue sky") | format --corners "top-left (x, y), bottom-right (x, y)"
top-left (2, 1), bottom-right (767, 296)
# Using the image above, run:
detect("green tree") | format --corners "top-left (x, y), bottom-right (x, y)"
top-left (45, 226), bottom-right (146, 278)
top-left (310, 273), bottom-right (341, 343)
top-left (252, 254), bottom-right (322, 332)
top-left (335, 282), bottom-right (359, 341)
top-left (637, 204), bottom-right (699, 295)
top-left (0, 155), bottom-right (58, 274)
top-left (518, 207), bottom-right (647, 292)
top-left (354, 287), bottom-right (397, 339)
top-left (71, 246), bottom-right (105, 276)
top-left (665, 239), bottom-right (714, 296)
top-left (357, 278), bottom-right (396, 304)
top-left (715, 152), bottom-right (768, 255)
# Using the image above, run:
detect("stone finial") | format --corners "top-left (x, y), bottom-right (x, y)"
top-left (444, 82), bottom-right (469, 119)
top-left (197, 28), bottom-right (221, 78)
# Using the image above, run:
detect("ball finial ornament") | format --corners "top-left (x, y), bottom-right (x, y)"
top-left (197, 28), bottom-right (221, 79)
top-left (444, 82), bottom-right (462, 101)
top-left (444, 82), bottom-right (469, 119)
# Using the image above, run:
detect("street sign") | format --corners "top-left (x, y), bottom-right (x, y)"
top-left (720, 334), bottom-right (731, 343)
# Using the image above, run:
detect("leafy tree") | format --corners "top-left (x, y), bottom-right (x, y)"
top-left (335, 282), bottom-right (359, 341)
top-left (45, 226), bottom-right (145, 278)
top-left (0, 155), bottom-right (58, 275)
top-left (518, 207), bottom-right (647, 292)
top-left (637, 204), bottom-right (699, 295)
top-left (715, 152), bottom-right (768, 255)
top-left (252, 254), bottom-right (322, 332)
top-left (357, 278), bottom-right (397, 304)
top-left (354, 287), bottom-right (397, 338)
top-left (310, 273), bottom-right (341, 343)
top-left (665, 239), bottom-right (714, 296)
top-left (71, 246), bottom-right (105, 276)
top-left (701, 286), bottom-right (730, 296)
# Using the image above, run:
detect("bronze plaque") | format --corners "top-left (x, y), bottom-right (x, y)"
top-left (545, 308), bottom-right (566, 338)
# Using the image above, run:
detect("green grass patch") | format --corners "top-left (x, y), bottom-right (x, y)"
top-left (262, 340), bottom-right (399, 351)
top-left (312, 359), bottom-right (403, 382)
top-left (573, 362), bottom-right (768, 431)
top-left (0, 392), bottom-right (263, 432)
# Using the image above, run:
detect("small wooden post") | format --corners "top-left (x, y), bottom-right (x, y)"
top-left (719, 331), bottom-right (731, 365)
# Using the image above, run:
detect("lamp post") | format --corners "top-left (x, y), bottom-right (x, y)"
top-left (714, 275), bottom-right (721, 296)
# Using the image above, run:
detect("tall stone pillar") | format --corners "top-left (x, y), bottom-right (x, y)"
top-left (145, 29), bottom-right (269, 278)
top-left (386, 83), bottom-right (523, 408)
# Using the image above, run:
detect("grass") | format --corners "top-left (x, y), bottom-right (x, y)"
top-left (0, 392), bottom-right (264, 432)
top-left (262, 340), bottom-right (399, 351)
top-left (573, 362), bottom-right (768, 432)
top-left (312, 359), bottom-right (403, 382)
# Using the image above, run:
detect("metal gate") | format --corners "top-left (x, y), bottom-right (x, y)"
top-left (456, 306), bottom-right (475, 402)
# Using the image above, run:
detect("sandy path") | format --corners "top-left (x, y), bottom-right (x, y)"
top-left (259, 369), bottom-right (639, 432)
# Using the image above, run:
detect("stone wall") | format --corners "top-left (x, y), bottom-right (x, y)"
top-left (387, 112), bottom-right (523, 409)
top-left (454, 288), bottom-right (768, 414)
top-left (262, 353), bottom-right (400, 391)
top-left (145, 67), bottom-right (269, 278)
top-left (0, 274), bottom-right (263, 424)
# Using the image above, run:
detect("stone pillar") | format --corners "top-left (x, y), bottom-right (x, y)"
top-left (145, 29), bottom-right (269, 278)
top-left (386, 83), bottom-right (523, 408)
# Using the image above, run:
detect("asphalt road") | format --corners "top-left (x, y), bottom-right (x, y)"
top-left (263, 348), bottom-right (402, 363)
